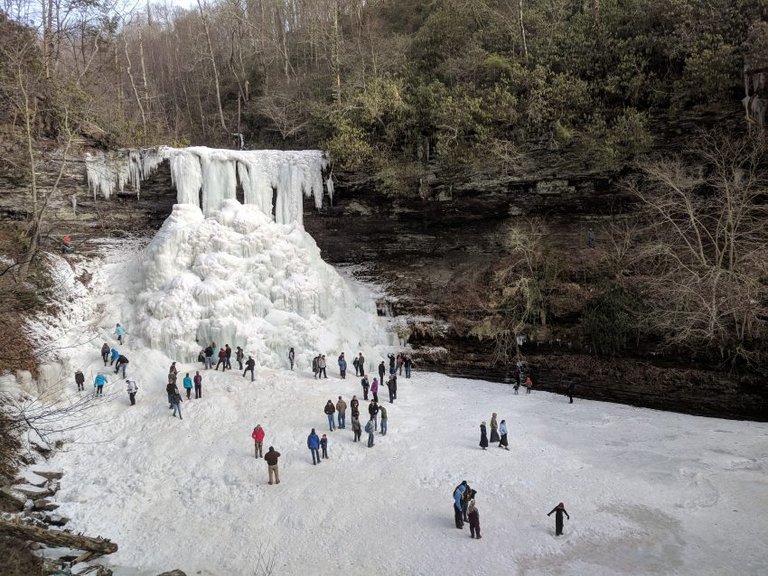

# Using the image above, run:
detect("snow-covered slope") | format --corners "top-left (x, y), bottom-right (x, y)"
top-left (46, 366), bottom-right (768, 576)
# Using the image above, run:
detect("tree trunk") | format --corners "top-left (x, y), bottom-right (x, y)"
top-left (197, 0), bottom-right (228, 134)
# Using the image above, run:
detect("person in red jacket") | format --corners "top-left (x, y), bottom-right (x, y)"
top-left (251, 424), bottom-right (265, 458)
top-left (216, 348), bottom-right (227, 371)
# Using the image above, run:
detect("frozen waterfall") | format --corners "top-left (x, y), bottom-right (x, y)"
top-left (85, 147), bottom-right (333, 225)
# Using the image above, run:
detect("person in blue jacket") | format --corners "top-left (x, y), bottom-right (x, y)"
top-left (182, 373), bottom-right (193, 399)
top-left (498, 419), bottom-right (509, 450)
top-left (94, 373), bottom-right (108, 397)
top-left (114, 323), bottom-right (126, 344)
top-left (453, 481), bottom-right (467, 529)
top-left (338, 353), bottom-right (347, 379)
top-left (110, 348), bottom-right (120, 366)
top-left (307, 428), bottom-right (321, 465)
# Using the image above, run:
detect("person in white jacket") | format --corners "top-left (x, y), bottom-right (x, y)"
top-left (126, 379), bottom-right (138, 406)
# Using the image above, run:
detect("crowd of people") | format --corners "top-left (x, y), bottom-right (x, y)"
top-left (78, 322), bottom-right (572, 539)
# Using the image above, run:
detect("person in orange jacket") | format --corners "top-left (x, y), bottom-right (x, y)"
top-left (251, 424), bottom-right (265, 458)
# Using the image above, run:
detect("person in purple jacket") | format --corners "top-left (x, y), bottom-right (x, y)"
top-left (370, 377), bottom-right (379, 403)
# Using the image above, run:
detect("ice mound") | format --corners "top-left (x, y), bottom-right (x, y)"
top-left (135, 200), bottom-right (389, 366)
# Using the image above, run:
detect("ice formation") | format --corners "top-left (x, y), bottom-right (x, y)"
top-left (85, 149), bottom-right (163, 200)
top-left (85, 147), bottom-right (333, 224)
top-left (134, 200), bottom-right (391, 366)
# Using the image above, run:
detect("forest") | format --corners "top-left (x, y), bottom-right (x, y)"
top-left (1, 0), bottom-right (768, 377)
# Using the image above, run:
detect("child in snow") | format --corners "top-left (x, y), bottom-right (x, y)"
top-left (94, 373), bottom-right (107, 396)
top-left (547, 502), bottom-right (570, 536)
top-left (320, 434), bottom-right (328, 459)
top-left (468, 491), bottom-right (481, 539)
top-left (251, 424), bottom-right (265, 458)
top-left (126, 379), bottom-right (138, 405)
top-left (525, 375), bottom-right (533, 394)
top-left (74, 370), bottom-right (85, 392)
top-left (114, 323), bottom-right (126, 344)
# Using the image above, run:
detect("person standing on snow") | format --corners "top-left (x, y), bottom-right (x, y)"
top-left (193, 371), bottom-right (203, 398)
top-left (168, 362), bottom-right (178, 383)
top-left (370, 377), bottom-right (379, 403)
top-left (182, 373), bottom-right (193, 399)
top-left (243, 356), bottom-right (255, 381)
top-left (498, 419), bottom-right (509, 450)
top-left (288, 347), bottom-right (295, 371)
top-left (336, 396), bottom-right (347, 429)
top-left (525, 375), bottom-right (533, 394)
top-left (166, 381), bottom-right (179, 409)
top-left (468, 491), bottom-right (481, 539)
top-left (324, 400), bottom-right (336, 431)
top-left (388, 353), bottom-right (396, 375)
top-left (170, 389), bottom-right (183, 419)
top-left (489, 413), bottom-right (500, 444)
top-left (479, 422), bottom-right (488, 450)
top-left (365, 417), bottom-right (375, 447)
top-left (110, 347), bottom-right (119, 366)
top-left (100, 343), bottom-right (110, 366)
top-left (251, 424), bottom-right (265, 458)
top-left (404, 355), bottom-right (413, 378)
top-left (114, 323), bottom-right (126, 344)
top-left (453, 481), bottom-right (467, 529)
top-left (350, 395), bottom-right (360, 420)
top-left (126, 379), bottom-right (138, 405)
top-left (318, 355), bottom-right (327, 378)
top-left (338, 352), bottom-right (347, 379)
top-left (225, 344), bottom-right (232, 369)
top-left (357, 352), bottom-right (365, 376)
top-left (312, 355), bottom-right (319, 378)
top-left (353, 354), bottom-right (360, 377)
top-left (320, 434), bottom-right (329, 459)
top-left (378, 361), bottom-right (386, 383)
top-left (307, 428), bottom-right (321, 464)
top-left (204, 344), bottom-right (214, 370)
top-left (94, 373), bottom-right (107, 397)
top-left (352, 416), bottom-right (362, 442)
top-left (236, 346), bottom-right (244, 370)
top-left (386, 374), bottom-right (397, 403)
top-left (379, 404), bottom-right (388, 436)
top-left (114, 354), bottom-right (129, 378)
top-left (368, 400), bottom-right (379, 431)
top-left (264, 446), bottom-right (281, 484)
top-left (74, 370), bottom-right (85, 392)
top-left (567, 381), bottom-right (576, 404)
top-left (547, 502), bottom-right (570, 536)
top-left (216, 348), bottom-right (227, 371)
top-left (361, 375), bottom-right (370, 400)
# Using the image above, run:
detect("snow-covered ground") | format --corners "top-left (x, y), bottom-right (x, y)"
top-left (14, 205), bottom-right (768, 576)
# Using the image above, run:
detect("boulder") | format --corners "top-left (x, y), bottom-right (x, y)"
top-left (33, 498), bottom-right (59, 511)
top-left (15, 470), bottom-right (48, 487)
top-left (31, 469), bottom-right (64, 481)
top-left (13, 484), bottom-right (51, 498)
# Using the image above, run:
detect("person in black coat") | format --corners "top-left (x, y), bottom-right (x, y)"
top-left (479, 422), bottom-right (488, 450)
top-left (100, 343), bottom-right (110, 366)
top-left (74, 370), bottom-right (85, 391)
top-left (567, 381), bottom-right (576, 404)
top-left (547, 502), bottom-right (570, 536)
top-left (387, 374), bottom-right (397, 403)
top-left (243, 356), bottom-right (255, 381)
top-left (361, 375), bottom-right (370, 400)
top-left (378, 361), bottom-right (386, 382)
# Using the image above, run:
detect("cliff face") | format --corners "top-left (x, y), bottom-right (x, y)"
top-left (1, 145), bottom-right (764, 420)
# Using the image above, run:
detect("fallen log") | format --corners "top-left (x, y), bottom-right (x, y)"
top-left (0, 518), bottom-right (118, 554)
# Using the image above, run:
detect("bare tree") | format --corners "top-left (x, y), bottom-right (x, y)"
top-left (630, 136), bottom-right (768, 363)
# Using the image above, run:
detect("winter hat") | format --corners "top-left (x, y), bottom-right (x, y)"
top-left (268, 446), bottom-right (273, 451)
top-left (481, 421), bottom-right (486, 426)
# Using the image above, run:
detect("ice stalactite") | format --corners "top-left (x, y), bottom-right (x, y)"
top-left (86, 146), bottom-right (331, 225)
top-left (85, 149), bottom-right (164, 200)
